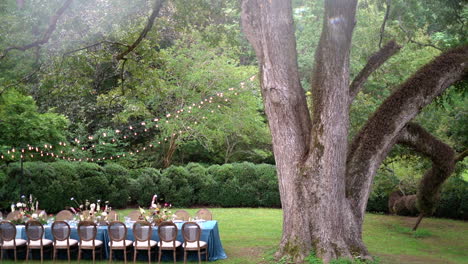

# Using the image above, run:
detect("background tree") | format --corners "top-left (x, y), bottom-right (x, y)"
top-left (241, 0), bottom-right (467, 262)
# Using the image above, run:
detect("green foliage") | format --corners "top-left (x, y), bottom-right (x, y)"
top-left (0, 89), bottom-right (68, 162)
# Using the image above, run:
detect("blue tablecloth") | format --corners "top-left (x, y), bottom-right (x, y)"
top-left (14, 221), bottom-right (227, 261)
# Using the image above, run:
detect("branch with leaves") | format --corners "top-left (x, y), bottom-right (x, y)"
top-left (0, 0), bottom-right (74, 60)
top-left (114, 0), bottom-right (166, 61)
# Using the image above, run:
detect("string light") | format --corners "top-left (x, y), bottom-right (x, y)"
top-left (0, 75), bottom-right (257, 162)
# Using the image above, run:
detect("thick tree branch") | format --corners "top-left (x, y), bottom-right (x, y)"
top-left (0, 0), bottom-right (73, 60)
top-left (455, 149), bottom-right (468, 162)
top-left (378, 0), bottom-right (391, 48)
top-left (346, 45), bottom-right (468, 221)
top-left (397, 123), bottom-right (456, 216)
top-left (349, 40), bottom-right (401, 101)
top-left (115, 0), bottom-right (165, 61)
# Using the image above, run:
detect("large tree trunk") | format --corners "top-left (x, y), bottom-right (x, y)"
top-left (241, 0), bottom-right (468, 262)
top-left (242, 0), bottom-right (366, 262)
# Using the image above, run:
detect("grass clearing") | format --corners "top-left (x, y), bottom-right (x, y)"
top-left (1, 208), bottom-right (466, 263)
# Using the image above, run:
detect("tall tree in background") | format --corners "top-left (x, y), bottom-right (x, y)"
top-left (241, 0), bottom-right (467, 262)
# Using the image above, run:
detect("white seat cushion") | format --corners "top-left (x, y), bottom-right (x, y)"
top-left (108, 240), bottom-right (133, 248)
top-left (28, 239), bottom-right (53, 247)
top-left (157, 240), bottom-right (181, 248)
top-left (134, 240), bottom-right (157, 249)
top-left (55, 239), bottom-right (78, 247)
top-left (1, 239), bottom-right (27, 248)
top-left (80, 240), bottom-right (103, 248)
top-left (182, 241), bottom-right (207, 249)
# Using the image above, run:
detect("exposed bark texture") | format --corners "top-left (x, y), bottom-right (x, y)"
top-left (163, 133), bottom-right (178, 168)
top-left (0, 0), bottom-right (74, 60)
top-left (115, 0), bottom-right (165, 61)
top-left (349, 40), bottom-right (401, 102)
top-left (347, 45), bottom-right (468, 224)
top-left (241, 0), bottom-right (313, 261)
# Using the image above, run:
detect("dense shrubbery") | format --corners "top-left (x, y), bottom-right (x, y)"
top-left (0, 161), bottom-right (465, 220)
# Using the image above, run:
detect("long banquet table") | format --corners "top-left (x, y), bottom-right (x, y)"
top-left (14, 220), bottom-right (227, 261)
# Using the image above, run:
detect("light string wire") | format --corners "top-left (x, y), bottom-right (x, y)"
top-left (1, 75), bottom-right (257, 162)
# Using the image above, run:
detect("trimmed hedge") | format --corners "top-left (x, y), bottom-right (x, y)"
top-left (0, 161), bottom-right (466, 220)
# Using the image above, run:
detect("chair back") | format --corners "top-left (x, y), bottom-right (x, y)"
top-left (52, 221), bottom-right (71, 241)
top-left (182, 222), bottom-right (201, 243)
top-left (127, 210), bottom-right (141, 221)
top-left (174, 210), bottom-right (190, 221)
top-left (133, 221), bottom-right (152, 242)
top-left (108, 221), bottom-right (127, 242)
top-left (55, 210), bottom-right (74, 221)
top-left (0, 221), bottom-right (17, 242)
top-left (6, 211), bottom-right (22, 221)
top-left (195, 208), bottom-right (212, 220)
top-left (158, 221), bottom-right (178, 243)
top-left (26, 220), bottom-right (45, 241)
top-left (108, 210), bottom-right (118, 221)
top-left (78, 221), bottom-right (97, 242)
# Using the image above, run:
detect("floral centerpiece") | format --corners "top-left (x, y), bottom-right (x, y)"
top-left (10, 194), bottom-right (47, 225)
top-left (138, 194), bottom-right (175, 224)
top-left (70, 198), bottom-right (112, 222)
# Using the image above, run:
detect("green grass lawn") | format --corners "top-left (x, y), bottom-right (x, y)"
top-left (2, 208), bottom-right (467, 263)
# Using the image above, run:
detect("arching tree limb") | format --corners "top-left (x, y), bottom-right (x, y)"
top-left (346, 45), bottom-right (468, 222)
top-left (349, 40), bottom-right (401, 102)
top-left (0, 0), bottom-right (74, 60)
top-left (115, 0), bottom-right (166, 61)
top-left (398, 122), bottom-right (455, 219)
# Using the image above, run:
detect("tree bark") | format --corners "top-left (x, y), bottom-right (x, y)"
top-left (346, 45), bottom-right (468, 224)
top-left (241, 0), bottom-right (313, 261)
top-left (242, 0), bottom-right (467, 262)
top-left (163, 133), bottom-right (178, 168)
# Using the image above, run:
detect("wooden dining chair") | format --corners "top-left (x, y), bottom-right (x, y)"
top-left (195, 209), bottom-right (212, 221)
top-left (0, 221), bottom-right (27, 262)
top-left (174, 210), bottom-right (190, 221)
top-left (133, 221), bottom-right (157, 264)
top-left (77, 221), bottom-right (103, 264)
top-left (157, 221), bottom-right (181, 264)
top-left (25, 220), bottom-right (53, 264)
top-left (55, 210), bottom-right (74, 221)
top-left (127, 210), bottom-right (142, 221)
top-left (108, 221), bottom-right (132, 264)
top-left (6, 211), bottom-right (22, 221)
top-left (108, 210), bottom-right (119, 221)
top-left (51, 221), bottom-right (78, 263)
top-left (182, 222), bottom-right (208, 264)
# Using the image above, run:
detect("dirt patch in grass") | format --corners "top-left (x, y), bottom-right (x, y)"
top-left (378, 253), bottom-right (458, 264)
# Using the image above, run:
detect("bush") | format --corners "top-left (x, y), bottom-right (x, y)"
top-left (161, 166), bottom-right (193, 207)
top-left (128, 168), bottom-right (162, 206)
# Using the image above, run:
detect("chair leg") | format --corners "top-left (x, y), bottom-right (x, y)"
top-left (158, 248), bottom-right (161, 264)
top-left (134, 248), bottom-right (137, 263)
top-left (41, 247), bottom-right (44, 264)
top-left (78, 247), bottom-right (81, 264)
top-left (198, 249), bottom-right (201, 264)
top-left (124, 248), bottom-right (127, 264)
top-left (184, 250), bottom-right (187, 264)
top-left (53, 247), bottom-right (56, 262)
top-left (13, 248), bottom-right (17, 262)
top-left (26, 246), bottom-right (29, 262)
top-left (68, 247), bottom-right (71, 263)
top-left (148, 248), bottom-right (151, 264)
top-left (173, 249), bottom-right (176, 264)
top-left (92, 248), bottom-right (96, 264)
top-left (109, 249), bottom-right (112, 263)
top-left (206, 248), bottom-right (209, 261)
